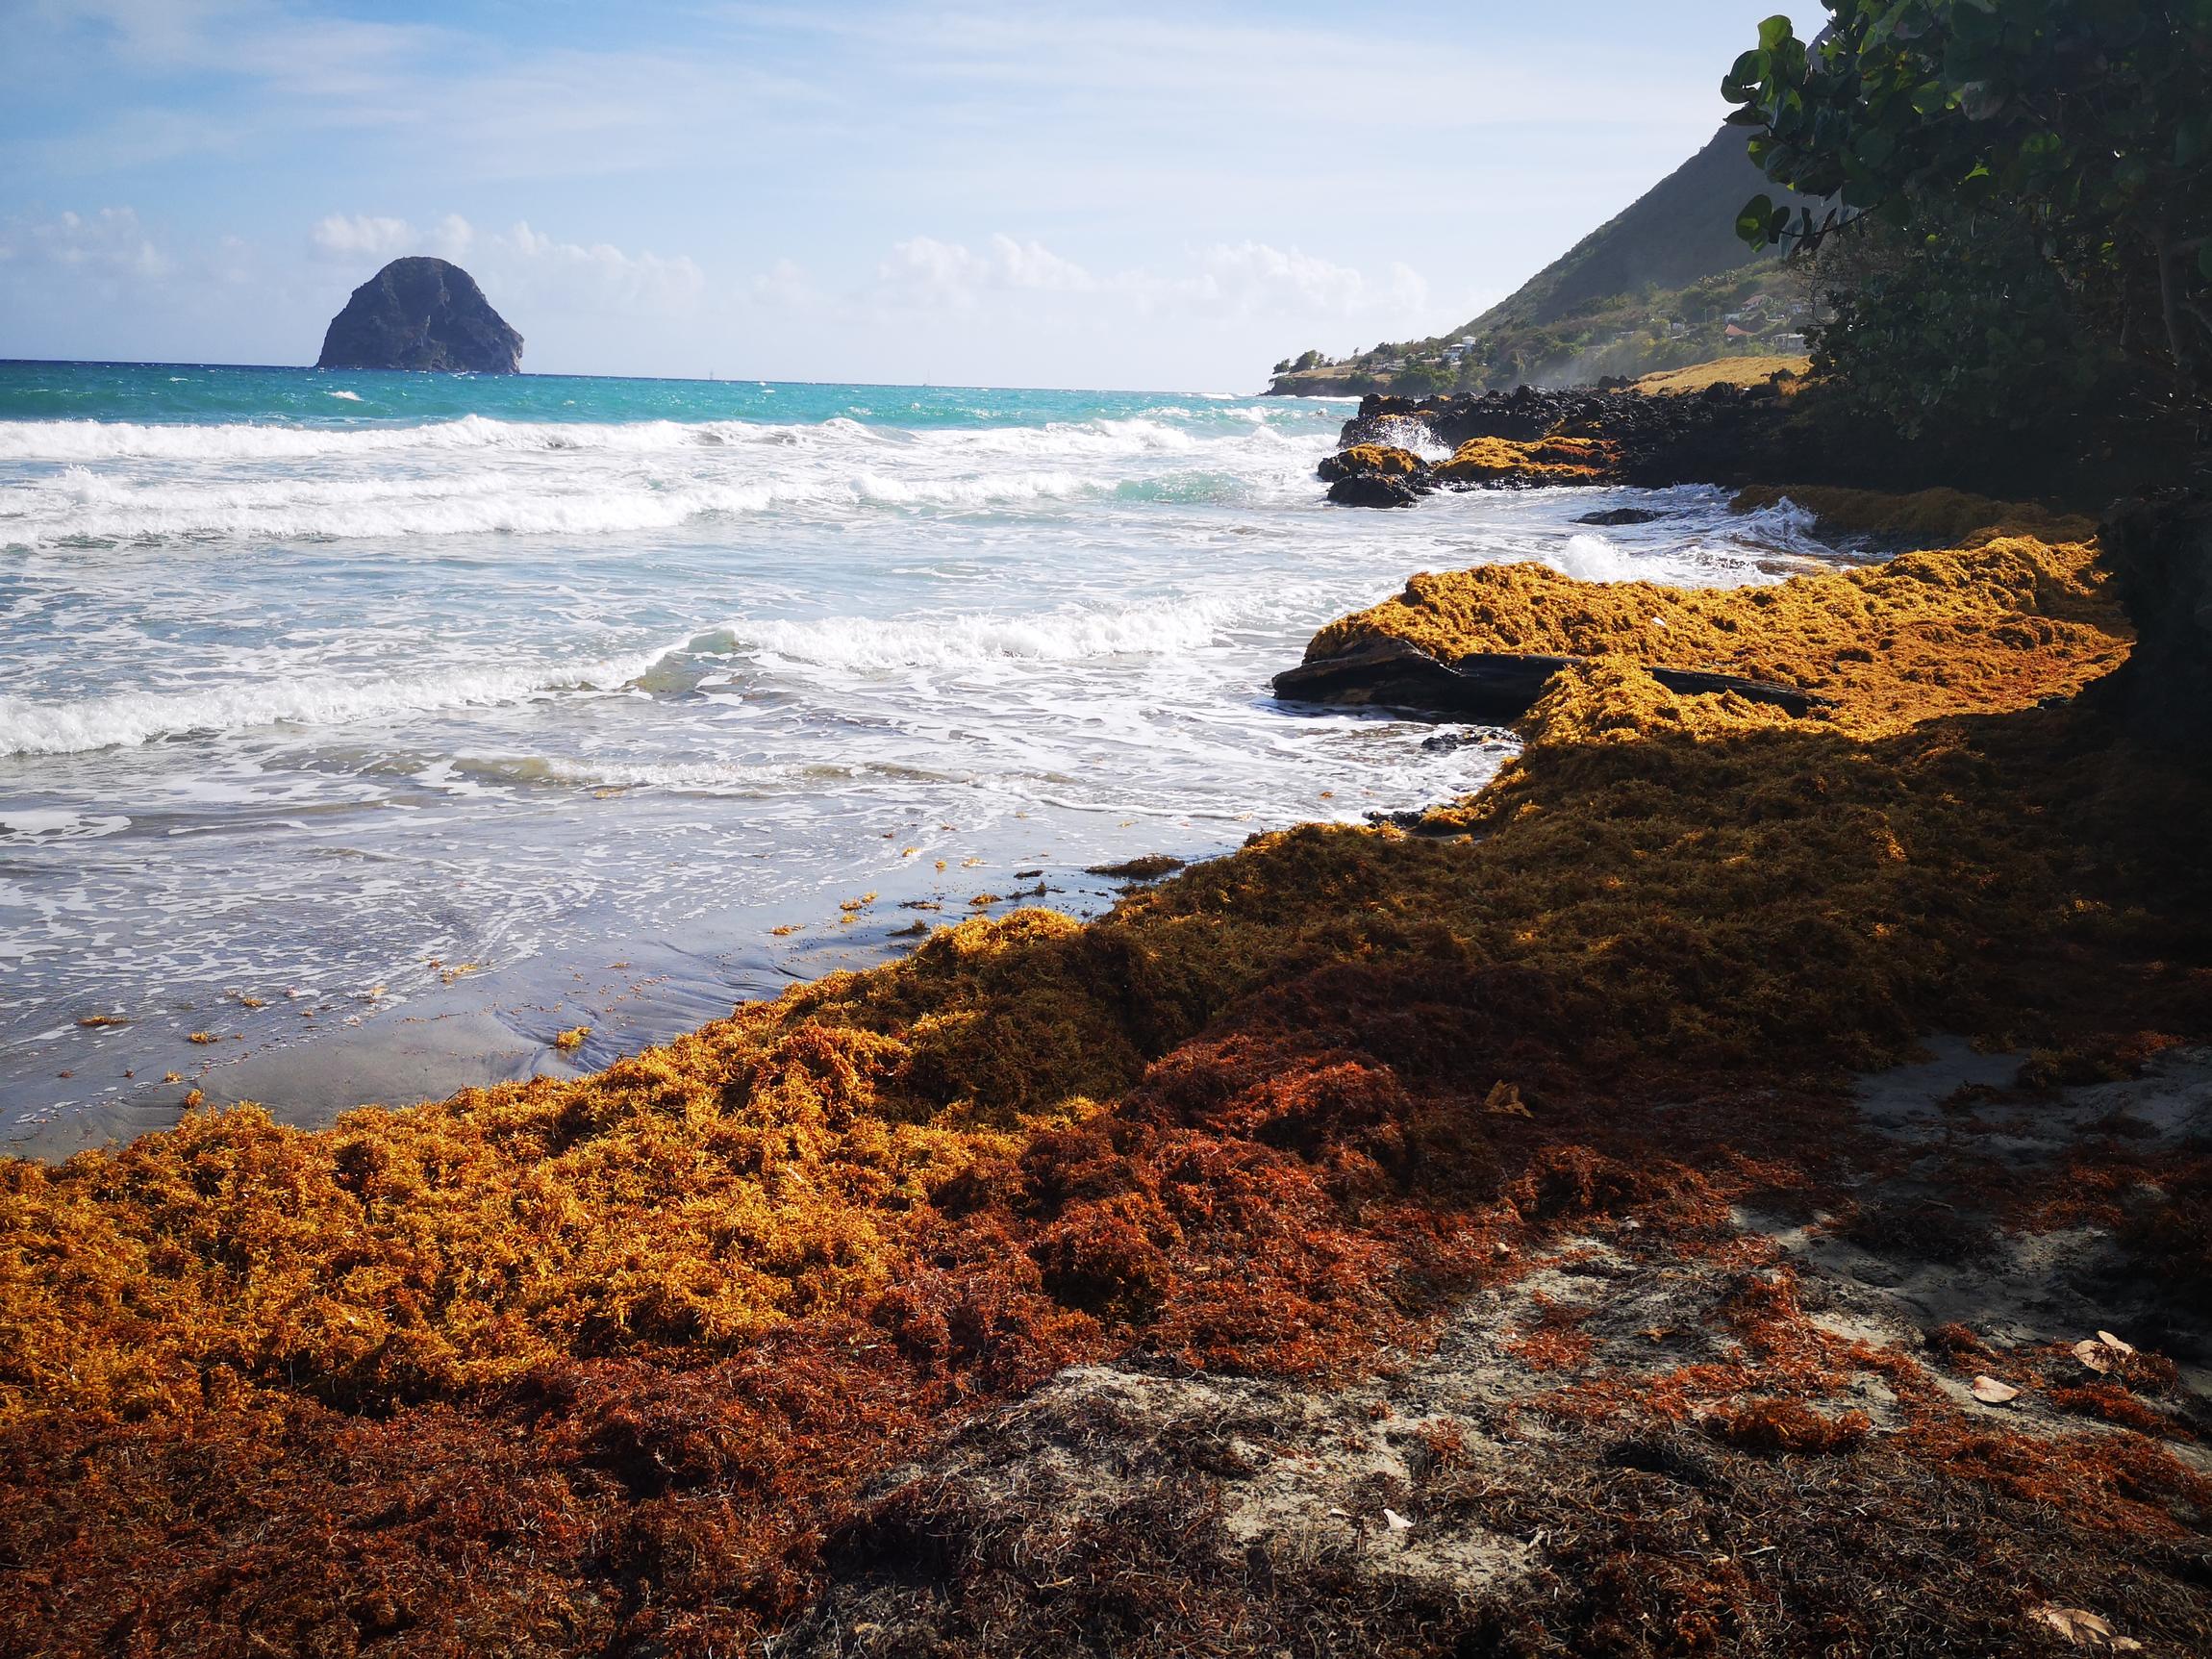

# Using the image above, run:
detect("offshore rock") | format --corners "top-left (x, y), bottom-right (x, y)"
top-left (1327, 473), bottom-right (1430, 509)
top-left (315, 257), bottom-right (523, 373)
top-left (1320, 442), bottom-right (1436, 508)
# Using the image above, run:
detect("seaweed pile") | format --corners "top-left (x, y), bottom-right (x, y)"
top-left (1295, 520), bottom-right (2124, 739)
top-left (4, 496), bottom-right (2209, 1655)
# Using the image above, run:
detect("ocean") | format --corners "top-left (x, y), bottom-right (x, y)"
top-left (0, 360), bottom-right (1843, 1154)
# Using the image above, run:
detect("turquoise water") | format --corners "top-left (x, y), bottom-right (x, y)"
top-left (0, 360), bottom-right (1839, 1149)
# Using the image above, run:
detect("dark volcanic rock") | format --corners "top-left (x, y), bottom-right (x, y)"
top-left (1335, 383), bottom-right (1798, 491)
top-left (1326, 473), bottom-right (1427, 509)
top-left (1319, 441), bottom-right (1436, 508)
top-left (316, 258), bottom-right (523, 373)
top-left (1577, 507), bottom-right (1668, 526)
top-left (1270, 636), bottom-right (1827, 720)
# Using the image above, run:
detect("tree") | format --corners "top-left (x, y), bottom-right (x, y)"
top-left (1722, 2), bottom-right (2212, 412)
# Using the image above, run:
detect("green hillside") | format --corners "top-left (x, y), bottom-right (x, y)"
top-left (1269, 127), bottom-right (1818, 395)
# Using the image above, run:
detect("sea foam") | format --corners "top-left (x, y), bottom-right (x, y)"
top-left (0, 648), bottom-right (671, 758)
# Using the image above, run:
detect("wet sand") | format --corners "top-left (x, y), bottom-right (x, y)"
top-left (3, 857), bottom-right (1138, 1161)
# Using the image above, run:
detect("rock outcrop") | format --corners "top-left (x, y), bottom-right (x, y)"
top-left (315, 257), bottom-right (523, 373)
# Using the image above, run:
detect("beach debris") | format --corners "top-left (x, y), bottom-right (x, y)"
top-left (162, 1071), bottom-right (181, 1084)
top-left (439, 964), bottom-right (482, 985)
top-left (1085, 854), bottom-right (1186, 880)
top-left (1326, 1505), bottom-right (1350, 1520)
top-left (900, 846), bottom-right (919, 857)
top-left (2097, 1330), bottom-right (2136, 1358)
top-left (363, 984), bottom-right (388, 1000)
top-left (1484, 1081), bottom-right (1531, 1118)
top-left (892, 921), bottom-right (929, 938)
top-left (969, 893), bottom-right (1001, 908)
top-left (187, 1032), bottom-right (218, 1045)
top-left (1970, 1375), bottom-right (2020, 1405)
top-left (1383, 1507), bottom-right (1414, 1532)
top-left (2072, 1339), bottom-right (2112, 1373)
top-left (230, 993), bottom-right (266, 1009)
top-left (182, 1090), bottom-right (204, 1109)
top-left (770, 924), bottom-right (801, 937)
top-left (2030, 1605), bottom-right (2143, 1649)
top-left (77, 1014), bottom-right (129, 1028)
top-left (839, 893), bottom-right (878, 913)
top-left (553, 1026), bottom-right (590, 1053)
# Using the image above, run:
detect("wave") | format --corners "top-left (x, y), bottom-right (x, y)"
top-left (690, 595), bottom-right (1242, 672)
top-left (0, 591), bottom-right (1250, 755)
top-left (0, 412), bottom-right (1262, 465)
top-left (0, 464), bottom-right (1113, 543)
top-left (0, 648), bottom-right (669, 758)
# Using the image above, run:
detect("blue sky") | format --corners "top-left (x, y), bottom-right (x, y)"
top-left (0, 1), bottom-right (1807, 389)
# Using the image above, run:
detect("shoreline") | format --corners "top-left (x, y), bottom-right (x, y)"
top-left (0, 855), bottom-right (1173, 1163)
top-left (5, 464), bottom-right (2210, 1653)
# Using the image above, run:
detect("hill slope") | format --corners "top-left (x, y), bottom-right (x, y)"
top-left (1269, 126), bottom-right (1814, 395)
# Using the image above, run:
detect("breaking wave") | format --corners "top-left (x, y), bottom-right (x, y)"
top-left (693, 595), bottom-right (1244, 672)
top-left (0, 648), bottom-right (670, 758)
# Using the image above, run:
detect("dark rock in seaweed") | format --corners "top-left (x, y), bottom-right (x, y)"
top-left (1271, 636), bottom-right (1827, 720)
top-left (1326, 473), bottom-right (1427, 509)
top-left (316, 257), bottom-right (523, 373)
top-left (1319, 441), bottom-right (1436, 508)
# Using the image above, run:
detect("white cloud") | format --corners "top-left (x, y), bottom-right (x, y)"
top-left (488, 219), bottom-right (707, 316)
top-left (309, 213), bottom-right (416, 262)
top-left (868, 233), bottom-right (1430, 328)
top-left (302, 213), bottom-right (705, 317)
top-left (0, 207), bottom-right (168, 281)
top-left (429, 214), bottom-right (473, 260)
top-left (876, 234), bottom-right (1098, 307)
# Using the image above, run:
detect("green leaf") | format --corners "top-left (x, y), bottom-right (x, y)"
top-left (1758, 13), bottom-right (1795, 50)
top-left (1737, 193), bottom-right (1779, 246)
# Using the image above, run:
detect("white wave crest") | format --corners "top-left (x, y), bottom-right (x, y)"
top-left (0, 465), bottom-right (1103, 543)
top-left (1545, 533), bottom-right (1646, 584)
top-left (698, 596), bottom-right (1240, 671)
top-left (0, 648), bottom-right (668, 758)
top-left (0, 412), bottom-right (1241, 465)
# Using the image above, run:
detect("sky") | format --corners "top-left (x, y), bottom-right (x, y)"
top-left (0, 1), bottom-right (1808, 390)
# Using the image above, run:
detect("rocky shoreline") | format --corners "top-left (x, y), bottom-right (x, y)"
top-left (1315, 380), bottom-right (1810, 507)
